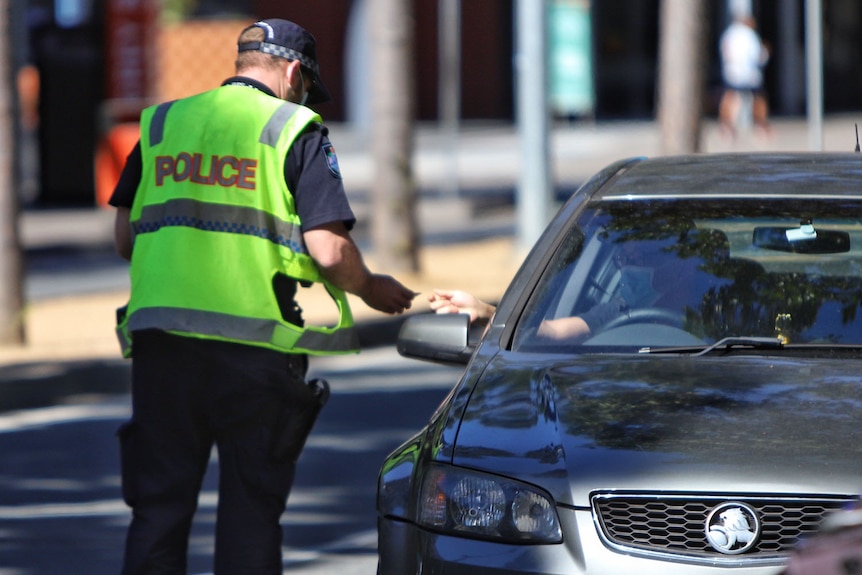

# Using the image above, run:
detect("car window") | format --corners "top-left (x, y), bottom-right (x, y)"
top-left (512, 199), bottom-right (862, 352)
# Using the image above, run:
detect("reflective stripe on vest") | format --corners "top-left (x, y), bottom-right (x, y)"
top-left (149, 101), bottom-right (174, 146)
top-left (126, 306), bottom-right (360, 354)
top-left (260, 103), bottom-right (300, 147)
top-left (148, 99), bottom-right (297, 149)
top-left (132, 198), bottom-right (307, 254)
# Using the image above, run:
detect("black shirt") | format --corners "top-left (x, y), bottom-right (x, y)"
top-left (108, 76), bottom-right (356, 232)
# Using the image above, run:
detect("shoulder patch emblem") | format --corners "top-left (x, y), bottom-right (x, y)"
top-left (321, 143), bottom-right (342, 179)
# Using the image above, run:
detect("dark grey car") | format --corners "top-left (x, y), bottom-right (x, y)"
top-left (377, 153), bottom-right (862, 574)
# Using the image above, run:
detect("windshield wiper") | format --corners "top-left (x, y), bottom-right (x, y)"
top-left (692, 336), bottom-right (784, 356)
top-left (639, 336), bottom-right (784, 356)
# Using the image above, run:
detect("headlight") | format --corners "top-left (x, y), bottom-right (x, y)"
top-left (417, 464), bottom-right (562, 543)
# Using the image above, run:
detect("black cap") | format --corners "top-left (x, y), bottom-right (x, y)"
top-left (237, 19), bottom-right (331, 105)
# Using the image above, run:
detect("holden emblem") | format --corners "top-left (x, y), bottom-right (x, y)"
top-left (705, 502), bottom-right (761, 555)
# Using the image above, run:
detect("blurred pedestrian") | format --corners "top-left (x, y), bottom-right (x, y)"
top-left (718, 13), bottom-right (771, 138)
top-left (109, 18), bottom-right (416, 575)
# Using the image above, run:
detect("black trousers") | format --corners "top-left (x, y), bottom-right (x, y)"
top-left (118, 330), bottom-right (309, 575)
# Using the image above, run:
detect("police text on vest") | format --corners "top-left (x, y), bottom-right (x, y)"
top-left (156, 153), bottom-right (257, 189)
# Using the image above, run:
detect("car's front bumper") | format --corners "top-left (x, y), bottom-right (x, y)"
top-left (377, 508), bottom-right (787, 575)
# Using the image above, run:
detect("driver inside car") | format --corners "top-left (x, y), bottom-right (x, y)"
top-left (430, 240), bottom-right (672, 342)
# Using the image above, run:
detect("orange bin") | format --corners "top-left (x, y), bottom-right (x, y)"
top-left (94, 122), bottom-right (140, 208)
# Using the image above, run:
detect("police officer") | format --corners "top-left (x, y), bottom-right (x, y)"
top-left (109, 18), bottom-right (416, 575)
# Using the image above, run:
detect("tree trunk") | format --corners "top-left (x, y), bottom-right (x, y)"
top-left (658, 0), bottom-right (708, 154)
top-left (369, 0), bottom-right (419, 273)
top-left (0, 0), bottom-right (25, 346)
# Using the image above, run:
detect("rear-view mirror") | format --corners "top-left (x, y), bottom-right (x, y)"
top-left (753, 226), bottom-right (850, 254)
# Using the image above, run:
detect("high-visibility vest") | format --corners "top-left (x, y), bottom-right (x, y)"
top-left (116, 86), bottom-right (359, 358)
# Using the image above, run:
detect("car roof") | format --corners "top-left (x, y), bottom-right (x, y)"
top-left (595, 153), bottom-right (862, 201)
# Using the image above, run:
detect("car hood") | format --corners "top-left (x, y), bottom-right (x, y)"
top-left (450, 353), bottom-right (862, 507)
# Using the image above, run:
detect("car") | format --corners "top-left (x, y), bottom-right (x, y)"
top-left (376, 153), bottom-right (862, 575)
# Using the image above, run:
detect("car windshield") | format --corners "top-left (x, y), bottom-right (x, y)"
top-left (512, 198), bottom-right (862, 353)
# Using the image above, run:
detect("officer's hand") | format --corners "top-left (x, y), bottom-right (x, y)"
top-left (360, 274), bottom-right (417, 314)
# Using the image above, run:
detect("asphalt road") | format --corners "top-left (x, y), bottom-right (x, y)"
top-left (0, 347), bottom-right (462, 575)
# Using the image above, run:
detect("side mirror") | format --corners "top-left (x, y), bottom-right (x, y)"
top-left (396, 313), bottom-right (474, 365)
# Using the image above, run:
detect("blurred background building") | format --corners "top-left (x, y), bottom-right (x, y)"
top-left (11, 0), bottom-right (862, 206)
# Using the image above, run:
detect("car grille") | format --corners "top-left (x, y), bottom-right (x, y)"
top-left (592, 493), bottom-right (850, 564)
